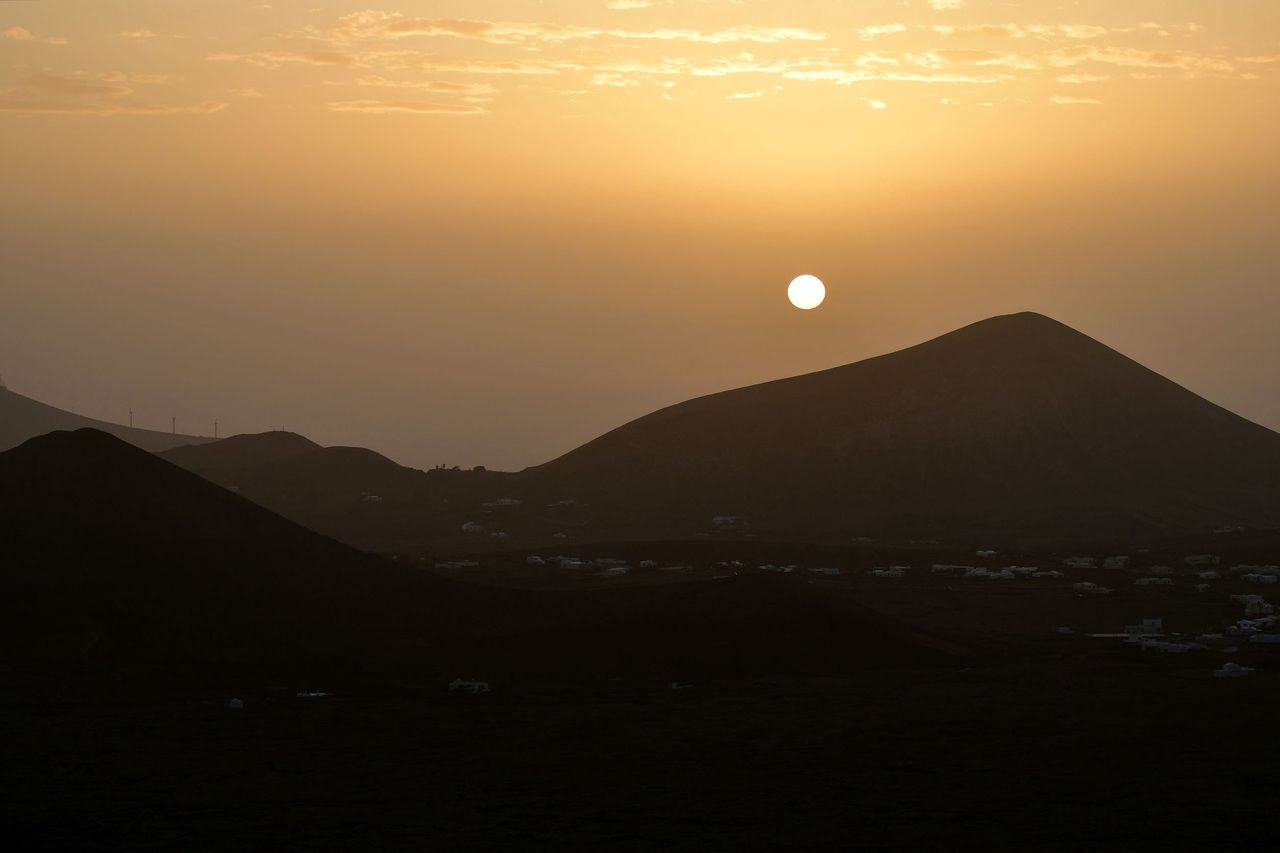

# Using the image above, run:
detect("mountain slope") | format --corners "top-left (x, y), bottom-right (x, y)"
top-left (521, 312), bottom-right (1280, 542)
top-left (0, 386), bottom-right (214, 454)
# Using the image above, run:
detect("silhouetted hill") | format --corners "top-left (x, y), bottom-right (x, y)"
top-left (0, 386), bottom-right (214, 454)
top-left (162, 435), bottom-right (516, 551)
top-left (1, 430), bottom-right (947, 691)
top-left (159, 431), bottom-right (320, 484)
top-left (0, 429), bottom-right (450, 687)
top-left (520, 312), bottom-right (1280, 543)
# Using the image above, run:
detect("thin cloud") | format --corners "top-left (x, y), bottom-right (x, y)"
top-left (1049, 94), bottom-right (1103, 105)
top-left (324, 11), bottom-right (824, 46)
top-left (3, 25), bottom-right (68, 45)
top-left (350, 75), bottom-right (495, 97)
top-left (326, 98), bottom-right (485, 114)
top-left (0, 73), bottom-right (225, 116)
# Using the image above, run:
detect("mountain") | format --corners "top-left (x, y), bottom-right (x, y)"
top-left (158, 312), bottom-right (1280, 549)
top-left (521, 312), bottom-right (1280, 543)
top-left (159, 430), bottom-right (321, 483)
top-left (0, 385), bottom-right (214, 454)
top-left (0, 430), bottom-right (947, 691)
top-left (0, 428), bottom-right (450, 688)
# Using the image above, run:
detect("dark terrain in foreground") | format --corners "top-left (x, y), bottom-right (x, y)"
top-left (5, 429), bottom-right (1280, 850)
top-left (4, 653), bottom-right (1278, 852)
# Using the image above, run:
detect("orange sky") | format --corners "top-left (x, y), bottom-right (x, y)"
top-left (2, 1), bottom-right (1278, 469)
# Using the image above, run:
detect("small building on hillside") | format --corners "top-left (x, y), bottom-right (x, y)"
top-left (1214, 662), bottom-right (1255, 678)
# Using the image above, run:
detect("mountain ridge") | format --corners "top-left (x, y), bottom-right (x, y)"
top-left (0, 386), bottom-right (214, 454)
top-left (87, 312), bottom-right (1280, 547)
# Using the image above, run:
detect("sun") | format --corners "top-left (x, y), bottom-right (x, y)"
top-left (787, 275), bottom-right (825, 310)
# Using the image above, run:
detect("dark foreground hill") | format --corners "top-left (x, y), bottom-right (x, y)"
top-left (0, 430), bottom-right (948, 692)
top-left (0, 386), bottom-right (214, 454)
top-left (523, 312), bottom-right (1280, 543)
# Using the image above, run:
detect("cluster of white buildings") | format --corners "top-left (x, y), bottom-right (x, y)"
top-left (1109, 589), bottom-right (1280, 676)
top-left (927, 564), bottom-right (1058, 580)
top-left (522, 554), bottom-right (691, 577)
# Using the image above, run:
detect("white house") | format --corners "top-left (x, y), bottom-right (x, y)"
top-left (1032, 570), bottom-right (1064, 579)
top-left (1213, 662), bottom-right (1255, 678)
top-left (640, 560), bottom-right (658, 569)
top-left (1064, 557), bottom-right (1096, 569)
top-left (867, 568), bottom-right (900, 578)
top-left (1197, 571), bottom-right (1220, 580)
top-left (1134, 577), bottom-right (1173, 586)
top-left (435, 560), bottom-right (480, 569)
top-left (1248, 633), bottom-right (1280, 644)
top-left (1103, 556), bottom-right (1130, 569)
top-left (1184, 554), bottom-right (1220, 566)
top-left (1140, 639), bottom-right (1190, 653)
top-left (1231, 564), bottom-right (1280, 575)
top-left (975, 549), bottom-right (997, 558)
top-left (597, 566), bottom-right (632, 578)
top-left (526, 556), bottom-right (545, 566)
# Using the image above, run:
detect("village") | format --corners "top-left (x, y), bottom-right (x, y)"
top-left (422, 543), bottom-right (1280, 680)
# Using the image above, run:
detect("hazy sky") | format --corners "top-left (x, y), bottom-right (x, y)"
top-left (2, 1), bottom-right (1278, 470)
